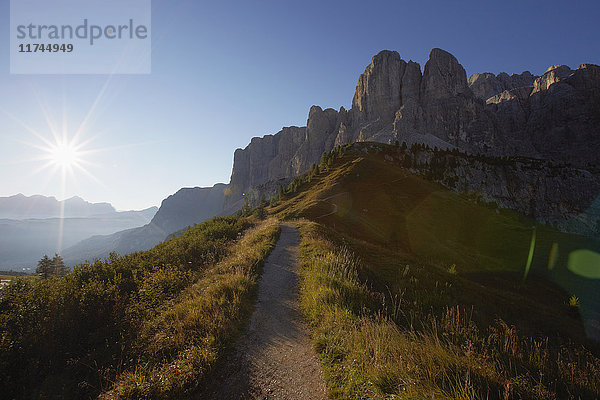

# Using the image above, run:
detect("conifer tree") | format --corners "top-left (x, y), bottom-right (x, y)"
top-left (258, 194), bottom-right (267, 208)
top-left (240, 200), bottom-right (252, 217)
top-left (52, 254), bottom-right (68, 277)
top-left (36, 255), bottom-right (53, 279)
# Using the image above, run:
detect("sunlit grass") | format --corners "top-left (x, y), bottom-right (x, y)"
top-left (104, 218), bottom-right (280, 399)
top-left (569, 295), bottom-right (580, 308)
top-left (0, 216), bottom-right (280, 399)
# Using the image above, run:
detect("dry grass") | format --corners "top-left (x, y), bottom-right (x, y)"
top-left (103, 218), bottom-right (280, 399)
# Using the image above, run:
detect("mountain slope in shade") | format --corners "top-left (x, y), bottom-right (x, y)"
top-left (62, 184), bottom-right (227, 266)
top-left (272, 142), bottom-right (600, 339)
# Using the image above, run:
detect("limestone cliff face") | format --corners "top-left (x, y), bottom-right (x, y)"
top-left (468, 71), bottom-right (537, 102)
top-left (226, 47), bottom-right (496, 203)
top-left (352, 50), bottom-right (406, 123)
top-left (345, 142), bottom-right (600, 236)
top-left (486, 63), bottom-right (600, 166)
top-left (226, 127), bottom-right (306, 210)
top-left (393, 49), bottom-right (498, 153)
top-left (225, 48), bottom-right (600, 234)
top-left (411, 149), bottom-right (600, 235)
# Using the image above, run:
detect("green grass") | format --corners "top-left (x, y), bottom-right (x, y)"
top-left (296, 221), bottom-right (600, 400)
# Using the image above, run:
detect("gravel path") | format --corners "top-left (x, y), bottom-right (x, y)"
top-left (196, 224), bottom-right (328, 400)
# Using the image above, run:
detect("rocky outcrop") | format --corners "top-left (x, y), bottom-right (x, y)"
top-left (490, 63), bottom-right (600, 166)
top-left (346, 142), bottom-right (600, 236)
top-left (227, 48), bottom-right (496, 204)
top-left (420, 150), bottom-right (600, 235)
top-left (468, 71), bottom-right (537, 101)
top-left (531, 65), bottom-right (573, 94)
top-left (421, 48), bottom-right (469, 101)
top-left (393, 49), bottom-right (498, 153)
top-left (226, 127), bottom-right (306, 210)
top-left (352, 50), bottom-right (406, 123)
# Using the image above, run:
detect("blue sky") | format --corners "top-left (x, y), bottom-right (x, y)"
top-left (1, 0), bottom-right (599, 210)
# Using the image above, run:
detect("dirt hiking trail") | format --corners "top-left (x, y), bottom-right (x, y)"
top-left (196, 224), bottom-right (328, 400)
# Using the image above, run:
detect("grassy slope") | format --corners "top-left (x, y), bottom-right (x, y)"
top-left (104, 217), bottom-right (280, 399)
top-left (275, 144), bottom-right (599, 275)
top-left (0, 216), bottom-right (280, 399)
top-left (272, 144), bottom-right (600, 399)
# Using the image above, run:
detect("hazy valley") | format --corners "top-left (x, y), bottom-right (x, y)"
top-left (0, 194), bottom-right (157, 270)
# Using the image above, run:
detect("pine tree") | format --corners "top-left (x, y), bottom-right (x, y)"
top-left (326, 154), bottom-right (334, 167)
top-left (320, 151), bottom-right (327, 165)
top-left (253, 205), bottom-right (267, 220)
top-left (52, 254), bottom-right (68, 277)
top-left (36, 255), bottom-right (53, 279)
top-left (258, 194), bottom-right (267, 208)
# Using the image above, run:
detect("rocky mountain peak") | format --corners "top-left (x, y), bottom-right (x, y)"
top-left (421, 48), bottom-right (468, 102)
top-left (545, 64), bottom-right (571, 74)
top-left (532, 64), bottom-right (573, 94)
top-left (151, 184), bottom-right (227, 235)
top-left (352, 50), bottom-right (407, 122)
top-left (0, 194), bottom-right (115, 219)
top-left (570, 64), bottom-right (600, 90)
top-left (401, 60), bottom-right (422, 102)
top-left (578, 63), bottom-right (600, 71)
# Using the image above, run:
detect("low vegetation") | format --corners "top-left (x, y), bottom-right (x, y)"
top-left (2, 141), bottom-right (598, 399)
top-left (267, 144), bottom-right (600, 399)
top-left (296, 221), bottom-right (600, 399)
top-left (0, 216), bottom-right (280, 399)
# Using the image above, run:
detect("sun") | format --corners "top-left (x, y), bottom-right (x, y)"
top-left (49, 141), bottom-right (82, 169)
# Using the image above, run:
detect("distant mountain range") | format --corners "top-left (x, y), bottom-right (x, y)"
top-left (54, 48), bottom-right (600, 264)
top-left (0, 194), bottom-right (118, 219)
top-left (0, 194), bottom-right (157, 270)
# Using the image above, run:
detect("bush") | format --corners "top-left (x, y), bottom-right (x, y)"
top-left (0, 215), bottom-right (265, 399)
